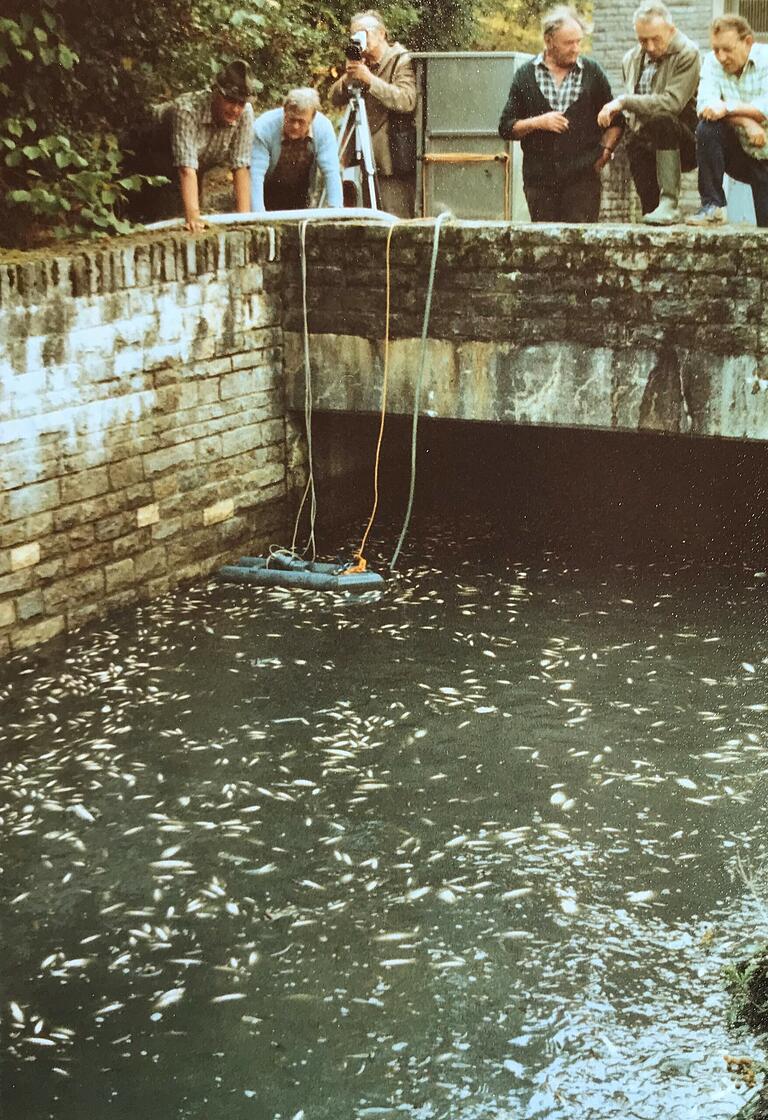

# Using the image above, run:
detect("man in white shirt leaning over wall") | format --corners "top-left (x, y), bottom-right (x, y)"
top-left (686, 14), bottom-right (768, 227)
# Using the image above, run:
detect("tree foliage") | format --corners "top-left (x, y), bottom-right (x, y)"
top-left (472, 0), bottom-right (592, 54)
top-left (0, 0), bottom-right (484, 247)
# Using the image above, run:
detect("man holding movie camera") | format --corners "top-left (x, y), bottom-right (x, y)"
top-left (329, 9), bottom-right (417, 217)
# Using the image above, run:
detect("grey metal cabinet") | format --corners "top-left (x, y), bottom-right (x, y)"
top-left (411, 51), bottom-right (532, 221)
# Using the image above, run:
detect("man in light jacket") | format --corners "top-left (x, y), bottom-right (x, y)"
top-left (329, 9), bottom-right (417, 217)
top-left (250, 89), bottom-right (342, 212)
top-left (598, 2), bottom-right (700, 225)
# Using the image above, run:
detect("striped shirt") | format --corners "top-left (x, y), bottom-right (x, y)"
top-left (533, 54), bottom-right (584, 113)
top-left (162, 90), bottom-right (254, 171)
top-left (636, 58), bottom-right (658, 96)
top-left (697, 42), bottom-right (768, 161)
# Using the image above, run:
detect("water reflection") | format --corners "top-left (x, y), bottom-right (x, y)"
top-left (1, 522), bottom-right (766, 1119)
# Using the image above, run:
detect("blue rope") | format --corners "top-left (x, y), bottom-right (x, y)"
top-left (390, 212), bottom-right (451, 570)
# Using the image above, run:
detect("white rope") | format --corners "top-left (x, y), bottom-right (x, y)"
top-left (288, 220), bottom-right (317, 561)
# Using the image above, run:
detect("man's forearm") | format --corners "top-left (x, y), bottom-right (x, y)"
top-left (178, 166), bottom-right (200, 224)
top-left (725, 102), bottom-right (767, 123)
top-left (511, 115), bottom-right (545, 139)
top-left (601, 123), bottom-right (623, 151)
top-left (233, 167), bottom-right (251, 212)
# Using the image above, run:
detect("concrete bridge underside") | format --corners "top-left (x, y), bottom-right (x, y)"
top-left (282, 222), bottom-right (768, 443)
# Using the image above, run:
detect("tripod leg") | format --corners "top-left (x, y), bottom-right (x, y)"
top-left (337, 92), bottom-right (380, 210)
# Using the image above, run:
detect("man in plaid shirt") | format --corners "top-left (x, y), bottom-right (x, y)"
top-left (499, 6), bottom-right (623, 222)
top-left (156, 60), bottom-right (255, 232)
top-left (687, 15), bottom-right (768, 226)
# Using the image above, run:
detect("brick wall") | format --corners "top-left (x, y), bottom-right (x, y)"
top-left (0, 229), bottom-right (292, 656)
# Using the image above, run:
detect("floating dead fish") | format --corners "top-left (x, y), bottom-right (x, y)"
top-left (436, 888), bottom-right (458, 903)
top-left (674, 778), bottom-right (698, 790)
top-left (67, 804), bottom-right (95, 822)
top-left (153, 988), bottom-right (185, 1010)
top-left (96, 1002), bottom-right (124, 1016)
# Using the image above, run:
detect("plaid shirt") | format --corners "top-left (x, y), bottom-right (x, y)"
top-left (166, 90), bottom-right (254, 171)
top-left (697, 42), bottom-right (768, 161)
top-left (635, 58), bottom-right (658, 96)
top-left (533, 54), bottom-right (584, 113)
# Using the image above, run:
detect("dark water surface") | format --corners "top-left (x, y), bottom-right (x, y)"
top-left (2, 427), bottom-right (768, 1120)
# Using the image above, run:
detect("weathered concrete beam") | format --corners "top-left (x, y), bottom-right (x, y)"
top-left (284, 332), bottom-right (768, 440)
top-left (281, 221), bottom-right (768, 441)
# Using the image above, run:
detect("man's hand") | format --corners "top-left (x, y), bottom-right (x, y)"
top-left (700, 100), bottom-right (728, 121)
top-left (345, 59), bottom-right (373, 86)
top-left (597, 99), bottom-right (622, 129)
top-left (537, 111), bottom-right (569, 133)
top-left (593, 148), bottom-right (613, 172)
top-left (178, 166), bottom-right (205, 233)
top-left (741, 119), bottom-right (767, 148)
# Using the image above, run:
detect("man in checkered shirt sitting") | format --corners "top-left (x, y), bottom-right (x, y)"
top-left (498, 6), bottom-right (623, 222)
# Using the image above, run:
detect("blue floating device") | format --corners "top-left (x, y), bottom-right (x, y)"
top-left (218, 552), bottom-right (384, 591)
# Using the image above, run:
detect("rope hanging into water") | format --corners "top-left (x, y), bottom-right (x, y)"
top-left (289, 220), bottom-right (318, 560)
top-left (345, 221), bottom-right (398, 574)
top-left (390, 211), bottom-right (451, 570)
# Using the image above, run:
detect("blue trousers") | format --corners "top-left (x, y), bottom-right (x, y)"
top-left (696, 118), bottom-right (768, 227)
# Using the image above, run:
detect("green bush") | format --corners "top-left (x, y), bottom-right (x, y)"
top-left (0, 0), bottom-right (478, 247)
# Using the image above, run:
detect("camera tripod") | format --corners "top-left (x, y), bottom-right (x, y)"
top-left (336, 84), bottom-right (380, 210)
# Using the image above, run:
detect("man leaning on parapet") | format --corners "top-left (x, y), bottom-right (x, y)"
top-left (124, 60), bottom-right (256, 233)
top-left (686, 15), bottom-right (768, 227)
top-left (498, 7), bottom-right (623, 222)
top-left (597, 2), bottom-right (700, 225)
top-left (250, 89), bottom-right (343, 212)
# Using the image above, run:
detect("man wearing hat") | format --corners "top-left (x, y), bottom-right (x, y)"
top-left (124, 60), bottom-right (257, 230)
top-left (164, 59), bottom-right (256, 231)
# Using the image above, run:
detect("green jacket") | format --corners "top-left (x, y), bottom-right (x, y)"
top-left (620, 29), bottom-right (701, 132)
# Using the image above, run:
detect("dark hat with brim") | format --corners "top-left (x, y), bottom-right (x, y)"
top-left (214, 59), bottom-right (255, 100)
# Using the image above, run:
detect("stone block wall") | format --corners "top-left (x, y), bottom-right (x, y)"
top-left (281, 221), bottom-right (768, 438)
top-left (0, 228), bottom-right (291, 656)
